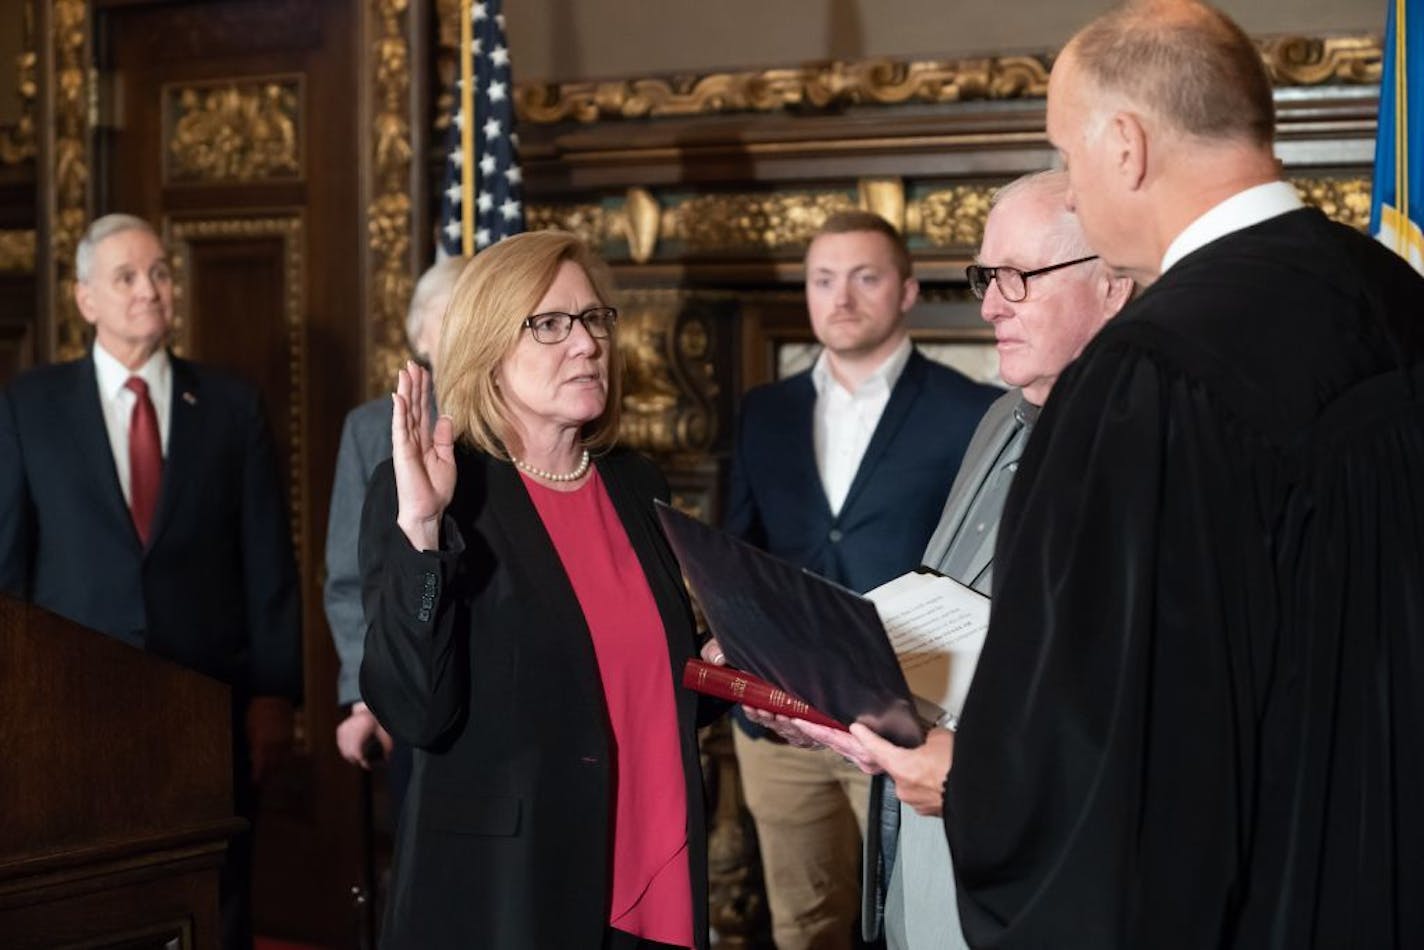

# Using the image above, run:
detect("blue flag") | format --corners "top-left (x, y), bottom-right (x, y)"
top-left (437, 0), bottom-right (525, 258)
top-left (1369, 0), bottom-right (1423, 273)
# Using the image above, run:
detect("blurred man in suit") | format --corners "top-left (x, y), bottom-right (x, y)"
top-left (725, 210), bottom-right (998, 949)
top-left (0, 213), bottom-right (302, 950)
top-left (325, 256), bottom-right (464, 819)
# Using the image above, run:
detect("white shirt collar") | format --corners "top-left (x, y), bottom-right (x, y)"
top-left (93, 342), bottom-right (170, 397)
top-left (810, 335), bottom-right (914, 398)
top-left (1160, 181), bottom-right (1304, 275)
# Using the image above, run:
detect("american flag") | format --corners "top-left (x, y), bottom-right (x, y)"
top-left (437, 0), bottom-right (524, 257)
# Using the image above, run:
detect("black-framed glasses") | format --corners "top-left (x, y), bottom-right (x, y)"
top-left (966, 254), bottom-right (1099, 302)
top-left (521, 306), bottom-right (619, 344)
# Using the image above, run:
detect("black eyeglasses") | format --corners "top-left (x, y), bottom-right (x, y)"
top-left (521, 306), bottom-right (618, 344)
top-left (966, 254), bottom-right (1099, 302)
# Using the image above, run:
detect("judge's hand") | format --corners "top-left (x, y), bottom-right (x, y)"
top-left (392, 360), bottom-right (455, 551)
top-left (846, 723), bottom-right (954, 816)
top-left (247, 695), bottom-right (295, 785)
top-left (700, 638), bottom-right (727, 665)
top-left (335, 703), bottom-right (394, 770)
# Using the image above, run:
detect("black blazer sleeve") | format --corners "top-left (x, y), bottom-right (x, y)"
top-left (358, 460), bottom-right (469, 749)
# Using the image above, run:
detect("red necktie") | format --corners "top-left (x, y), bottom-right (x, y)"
top-left (125, 376), bottom-right (162, 545)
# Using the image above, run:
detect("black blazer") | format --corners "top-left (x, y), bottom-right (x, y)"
top-left (359, 446), bottom-right (714, 949)
top-left (725, 349), bottom-right (1000, 594)
top-left (0, 354), bottom-right (301, 701)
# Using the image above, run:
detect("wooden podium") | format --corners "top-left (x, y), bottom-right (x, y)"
top-left (0, 595), bottom-right (243, 948)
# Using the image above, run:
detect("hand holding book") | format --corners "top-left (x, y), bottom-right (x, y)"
top-left (682, 659), bottom-right (848, 733)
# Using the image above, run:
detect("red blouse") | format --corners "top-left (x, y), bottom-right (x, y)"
top-left (522, 468), bottom-right (693, 948)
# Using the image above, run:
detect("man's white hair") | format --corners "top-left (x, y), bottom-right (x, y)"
top-left (405, 257), bottom-right (468, 354)
top-left (990, 170), bottom-right (1096, 262)
top-left (75, 214), bottom-right (158, 283)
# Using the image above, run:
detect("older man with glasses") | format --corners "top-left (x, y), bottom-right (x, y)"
top-left (779, 169), bottom-right (1132, 950)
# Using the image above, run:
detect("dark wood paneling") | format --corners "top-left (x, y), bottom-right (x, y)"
top-left (94, 0), bottom-right (367, 943)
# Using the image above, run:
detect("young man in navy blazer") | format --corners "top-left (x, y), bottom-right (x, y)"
top-left (725, 210), bottom-right (998, 949)
top-left (0, 214), bottom-right (301, 950)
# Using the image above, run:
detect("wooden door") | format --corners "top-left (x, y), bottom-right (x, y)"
top-left (93, 0), bottom-right (368, 943)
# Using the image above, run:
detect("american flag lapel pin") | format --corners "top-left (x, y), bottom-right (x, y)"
top-left (182, 391), bottom-right (197, 406)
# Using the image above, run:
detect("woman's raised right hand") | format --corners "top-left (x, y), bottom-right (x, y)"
top-left (391, 360), bottom-right (456, 550)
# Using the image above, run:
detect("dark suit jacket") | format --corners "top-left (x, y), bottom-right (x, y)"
top-left (0, 354), bottom-right (301, 703)
top-left (725, 349), bottom-right (1000, 594)
top-left (359, 446), bottom-right (715, 949)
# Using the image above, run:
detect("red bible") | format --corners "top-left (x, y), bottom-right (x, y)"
top-left (682, 659), bottom-right (848, 732)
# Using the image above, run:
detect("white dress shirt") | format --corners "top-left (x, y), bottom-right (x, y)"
top-left (93, 343), bottom-right (172, 506)
top-left (1160, 180), bottom-right (1305, 275)
top-left (811, 337), bottom-right (913, 516)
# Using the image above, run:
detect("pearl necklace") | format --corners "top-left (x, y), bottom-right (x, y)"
top-left (512, 449), bottom-right (591, 483)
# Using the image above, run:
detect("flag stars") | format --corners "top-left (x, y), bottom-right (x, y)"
top-left (476, 227), bottom-right (492, 248)
top-left (491, 45), bottom-right (510, 67)
top-left (444, 219), bottom-right (462, 242)
top-left (483, 117), bottom-right (503, 140)
top-left (488, 80), bottom-right (507, 103)
top-left (500, 198), bottom-right (522, 221)
top-left (472, 2), bottom-right (487, 22)
top-left (504, 165), bottom-right (522, 185)
top-left (479, 153), bottom-right (497, 175)
top-left (477, 192), bottom-right (494, 213)
top-left (445, 181), bottom-right (462, 205)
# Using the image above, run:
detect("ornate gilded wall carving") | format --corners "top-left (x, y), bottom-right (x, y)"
top-left (366, 0), bottom-right (413, 395)
top-left (169, 216), bottom-right (308, 557)
top-left (0, 230), bottom-right (36, 272)
top-left (1293, 177), bottom-right (1372, 232)
top-left (616, 289), bottom-right (722, 456)
top-left (503, 36), bottom-right (1381, 124)
top-left (663, 192), bottom-right (858, 252)
top-left (164, 77), bottom-right (303, 184)
top-left (528, 175), bottom-right (1374, 263)
top-left (1260, 35), bottom-right (1382, 85)
top-left (909, 184), bottom-right (997, 249)
top-left (51, 0), bottom-right (90, 361)
top-left (366, 0), bottom-right (414, 396)
top-left (0, 0), bottom-right (37, 165)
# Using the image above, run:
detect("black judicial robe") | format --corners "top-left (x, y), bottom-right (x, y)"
top-left (945, 208), bottom-right (1424, 948)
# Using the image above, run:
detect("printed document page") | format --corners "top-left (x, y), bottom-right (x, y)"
top-left (865, 570), bottom-right (988, 724)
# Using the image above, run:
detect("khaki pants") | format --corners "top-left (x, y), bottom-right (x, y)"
top-left (734, 728), bottom-right (873, 950)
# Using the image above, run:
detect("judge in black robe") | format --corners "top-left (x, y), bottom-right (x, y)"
top-left (945, 202), bottom-right (1424, 947)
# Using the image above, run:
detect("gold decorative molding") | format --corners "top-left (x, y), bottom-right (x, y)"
top-left (164, 77), bottom-right (303, 184)
top-left (367, 0), bottom-right (414, 396)
top-left (616, 289), bottom-right (721, 456)
top-left (908, 184), bottom-right (998, 249)
top-left (662, 191), bottom-right (857, 252)
top-left (528, 178), bottom-right (1003, 259)
top-left (527, 202), bottom-right (614, 248)
top-left (0, 0), bottom-right (37, 165)
top-left (1293, 177), bottom-right (1372, 232)
top-left (168, 216), bottom-right (307, 559)
top-left (1260, 35), bottom-right (1381, 86)
top-left (52, 0), bottom-right (90, 361)
top-left (514, 56), bottom-right (1054, 124)
top-left (493, 35), bottom-right (1381, 125)
top-left (0, 229), bottom-right (36, 272)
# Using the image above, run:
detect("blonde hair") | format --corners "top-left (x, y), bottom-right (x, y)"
top-left (436, 231), bottom-right (622, 458)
